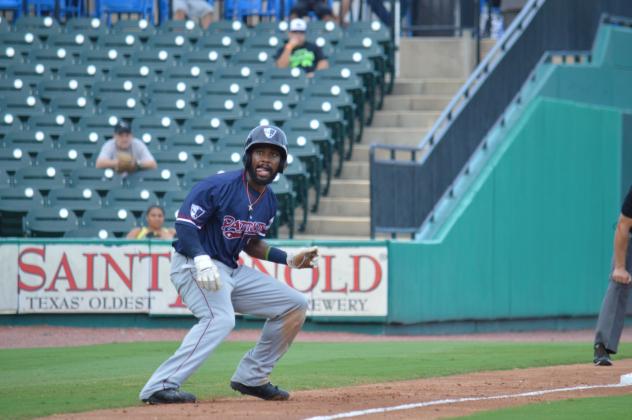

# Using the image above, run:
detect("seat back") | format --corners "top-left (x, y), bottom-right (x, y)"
top-left (125, 168), bottom-right (181, 192)
top-left (24, 207), bottom-right (80, 237)
top-left (82, 208), bottom-right (137, 237)
top-left (35, 149), bottom-right (88, 173)
top-left (104, 188), bottom-right (160, 213)
top-left (15, 166), bottom-right (65, 192)
top-left (0, 147), bottom-right (31, 172)
top-left (181, 116), bottom-right (230, 141)
top-left (131, 115), bottom-right (178, 143)
top-left (68, 167), bottom-right (124, 193)
top-left (48, 187), bottom-right (102, 211)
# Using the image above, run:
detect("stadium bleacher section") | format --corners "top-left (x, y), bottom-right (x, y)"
top-left (0, 14), bottom-right (393, 239)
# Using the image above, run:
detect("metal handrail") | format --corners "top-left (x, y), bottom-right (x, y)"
top-left (417, 48), bottom-right (593, 236)
top-left (603, 14), bottom-right (632, 27)
top-left (418, 0), bottom-right (544, 154)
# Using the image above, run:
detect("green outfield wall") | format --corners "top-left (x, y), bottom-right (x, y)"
top-left (388, 98), bottom-right (623, 324)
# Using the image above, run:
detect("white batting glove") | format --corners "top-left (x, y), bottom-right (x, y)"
top-left (193, 255), bottom-right (222, 291)
top-left (287, 247), bottom-right (319, 269)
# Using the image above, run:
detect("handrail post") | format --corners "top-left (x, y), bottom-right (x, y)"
top-left (475, 0), bottom-right (481, 65)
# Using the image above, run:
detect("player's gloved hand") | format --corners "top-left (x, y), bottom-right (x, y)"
top-left (612, 267), bottom-right (632, 284)
top-left (287, 247), bottom-right (319, 269)
top-left (193, 255), bottom-right (222, 291)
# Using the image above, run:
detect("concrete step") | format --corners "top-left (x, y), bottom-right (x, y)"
top-left (351, 144), bottom-right (429, 161)
top-left (362, 127), bottom-right (428, 146)
top-left (350, 144), bottom-right (371, 161)
top-left (392, 79), bottom-right (464, 96)
top-left (399, 37), bottom-right (475, 79)
top-left (381, 95), bottom-right (452, 111)
top-left (291, 234), bottom-right (371, 241)
top-left (340, 161), bottom-right (369, 180)
top-left (317, 197), bottom-right (370, 217)
top-left (371, 111), bottom-right (440, 128)
top-left (319, 179), bottom-right (370, 199)
top-left (350, 143), bottom-right (430, 162)
top-left (301, 215), bottom-right (370, 237)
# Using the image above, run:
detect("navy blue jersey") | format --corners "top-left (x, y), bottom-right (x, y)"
top-left (174, 169), bottom-right (277, 268)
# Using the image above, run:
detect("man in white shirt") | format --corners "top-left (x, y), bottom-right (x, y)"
top-left (95, 120), bottom-right (157, 174)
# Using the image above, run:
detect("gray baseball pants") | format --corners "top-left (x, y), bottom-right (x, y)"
top-left (594, 239), bottom-right (632, 354)
top-left (139, 252), bottom-right (308, 400)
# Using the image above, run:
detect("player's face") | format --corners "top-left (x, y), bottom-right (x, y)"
top-left (146, 208), bottom-right (164, 230)
top-left (249, 145), bottom-right (282, 185)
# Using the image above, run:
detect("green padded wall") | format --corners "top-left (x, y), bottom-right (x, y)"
top-left (388, 98), bottom-right (622, 324)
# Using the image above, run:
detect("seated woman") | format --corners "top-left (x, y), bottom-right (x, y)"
top-left (127, 205), bottom-right (176, 239)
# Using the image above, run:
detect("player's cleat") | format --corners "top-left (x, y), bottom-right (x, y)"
top-left (230, 381), bottom-right (290, 400)
top-left (142, 389), bottom-right (197, 404)
top-left (593, 343), bottom-right (612, 366)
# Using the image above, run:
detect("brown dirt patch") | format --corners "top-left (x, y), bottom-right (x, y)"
top-left (4, 325), bottom-right (632, 348)
top-left (43, 360), bottom-right (632, 420)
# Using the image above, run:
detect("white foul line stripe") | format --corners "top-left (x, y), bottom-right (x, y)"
top-left (304, 373), bottom-right (632, 420)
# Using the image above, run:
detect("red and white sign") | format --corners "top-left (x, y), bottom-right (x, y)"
top-left (0, 242), bottom-right (388, 317)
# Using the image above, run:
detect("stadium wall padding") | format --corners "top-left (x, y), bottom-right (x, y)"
top-left (387, 98), bottom-right (622, 324)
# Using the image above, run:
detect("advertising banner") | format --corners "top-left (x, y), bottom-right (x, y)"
top-left (1, 241), bottom-right (388, 318)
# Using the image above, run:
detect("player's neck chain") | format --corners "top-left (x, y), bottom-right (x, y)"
top-left (242, 170), bottom-right (266, 219)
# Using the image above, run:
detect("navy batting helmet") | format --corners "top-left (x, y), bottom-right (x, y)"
top-left (243, 125), bottom-right (288, 174)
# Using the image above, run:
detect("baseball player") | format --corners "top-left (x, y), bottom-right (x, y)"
top-left (139, 125), bottom-right (318, 404)
top-left (593, 186), bottom-right (632, 366)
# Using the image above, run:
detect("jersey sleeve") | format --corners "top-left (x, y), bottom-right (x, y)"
top-left (96, 140), bottom-right (115, 161)
top-left (134, 139), bottom-right (156, 163)
top-left (176, 181), bottom-right (216, 230)
top-left (314, 44), bottom-right (326, 62)
top-left (622, 186), bottom-right (632, 218)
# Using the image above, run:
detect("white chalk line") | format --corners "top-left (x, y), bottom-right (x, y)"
top-left (304, 374), bottom-right (632, 420)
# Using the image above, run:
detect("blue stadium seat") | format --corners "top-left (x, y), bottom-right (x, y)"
top-left (99, 0), bottom-right (154, 25)
top-left (224, 0), bottom-right (280, 20)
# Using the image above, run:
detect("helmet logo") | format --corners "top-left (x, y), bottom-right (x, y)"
top-left (263, 127), bottom-right (277, 139)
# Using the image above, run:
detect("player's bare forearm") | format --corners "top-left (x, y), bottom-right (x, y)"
top-left (244, 238), bottom-right (270, 260)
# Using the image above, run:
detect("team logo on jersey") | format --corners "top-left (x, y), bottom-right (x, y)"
top-left (263, 127), bottom-right (276, 139)
top-left (221, 215), bottom-right (267, 239)
top-left (190, 204), bottom-right (206, 220)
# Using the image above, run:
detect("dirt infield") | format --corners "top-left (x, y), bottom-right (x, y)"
top-left (4, 326), bottom-right (631, 419)
top-left (43, 361), bottom-right (632, 419)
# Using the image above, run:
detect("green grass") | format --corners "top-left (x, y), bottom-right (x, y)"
top-left (461, 393), bottom-right (632, 419)
top-left (1, 341), bottom-right (630, 419)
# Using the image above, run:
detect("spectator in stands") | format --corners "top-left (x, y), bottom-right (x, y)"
top-left (173, 0), bottom-right (214, 29)
top-left (290, 0), bottom-right (334, 21)
top-left (275, 18), bottom-right (329, 77)
top-left (366, 0), bottom-right (410, 28)
top-left (127, 205), bottom-right (176, 239)
top-left (480, 0), bottom-right (504, 40)
top-left (95, 120), bottom-right (157, 174)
